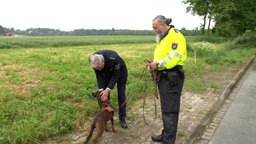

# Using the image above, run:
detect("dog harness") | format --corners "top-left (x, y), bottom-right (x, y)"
top-left (102, 106), bottom-right (114, 112)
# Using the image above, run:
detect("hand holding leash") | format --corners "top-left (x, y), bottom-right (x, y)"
top-left (145, 60), bottom-right (154, 73)
top-left (145, 60), bottom-right (158, 73)
top-left (149, 61), bottom-right (158, 71)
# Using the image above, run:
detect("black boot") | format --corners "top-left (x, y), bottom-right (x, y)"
top-left (120, 119), bottom-right (128, 129)
top-left (151, 129), bottom-right (164, 142)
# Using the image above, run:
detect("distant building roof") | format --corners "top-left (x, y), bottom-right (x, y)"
top-left (5, 32), bottom-right (16, 36)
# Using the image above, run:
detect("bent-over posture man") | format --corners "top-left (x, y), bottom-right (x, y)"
top-left (89, 50), bottom-right (128, 129)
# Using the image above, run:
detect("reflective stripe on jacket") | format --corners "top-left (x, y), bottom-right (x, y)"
top-left (154, 28), bottom-right (187, 70)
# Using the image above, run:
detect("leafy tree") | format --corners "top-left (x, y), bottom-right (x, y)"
top-left (214, 0), bottom-right (256, 36)
top-left (183, 0), bottom-right (256, 36)
top-left (224, 0), bottom-right (256, 36)
top-left (211, 0), bottom-right (236, 36)
top-left (0, 25), bottom-right (5, 34)
top-left (183, 0), bottom-right (214, 35)
top-left (180, 27), bottom-right (199, 36)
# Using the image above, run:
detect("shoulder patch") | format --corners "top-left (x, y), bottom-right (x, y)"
top-left (172, 43), bottom-right (178, 50)
top-left (115, 64), bottom-right (120, 70)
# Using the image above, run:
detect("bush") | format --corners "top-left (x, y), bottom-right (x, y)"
top-left (191, 41), bottom-right (215, 57)
top-left (231, 30), bottom-right (256, 49)
top-left (237, 30), bottom-right (256, 47)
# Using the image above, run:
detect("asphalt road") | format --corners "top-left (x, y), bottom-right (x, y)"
top-left (209, 59), bottom-right (256, 144)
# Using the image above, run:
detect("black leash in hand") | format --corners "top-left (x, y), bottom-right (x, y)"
top-left (119, 60), bottom-right (159, 125)
top-left (119, 63), bottom-right (148, 108)
top-left (142, 60), bottom-right (158, 125)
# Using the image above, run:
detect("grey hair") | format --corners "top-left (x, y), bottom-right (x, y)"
top-left (153, 15), bottom-right (172, 25)
top-left (89, 54), bottom-right (104, 68)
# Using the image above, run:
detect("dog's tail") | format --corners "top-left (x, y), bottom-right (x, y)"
top-left (84, 125), bottom-right (95, 144)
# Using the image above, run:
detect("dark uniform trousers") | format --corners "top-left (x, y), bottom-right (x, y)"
top-left (98, 66), bottom-right (128, 121)
top-left (116, 66), bottom-right (128, 121)
top-left (157, 66), bottom-right (185, 144)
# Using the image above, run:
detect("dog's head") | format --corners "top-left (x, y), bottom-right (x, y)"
top-left (92, 91), bottom-right (112, 109)
top-left (92, 91), bottom-right (102, 100)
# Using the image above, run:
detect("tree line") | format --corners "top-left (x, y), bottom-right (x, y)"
top-left (0, 25), bottom-right (200, 36)
top-left (183, 0), bottom-right (256, 36)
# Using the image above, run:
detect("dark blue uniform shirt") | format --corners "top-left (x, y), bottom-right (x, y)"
top-left (93, 50), bottom-right (126, 90)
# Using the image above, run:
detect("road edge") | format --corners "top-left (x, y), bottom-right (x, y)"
top-left (185, 55), bottom-right (256, 144)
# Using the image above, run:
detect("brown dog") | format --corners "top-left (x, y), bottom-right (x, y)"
top-left (84, 91), bottom-right (116, 144)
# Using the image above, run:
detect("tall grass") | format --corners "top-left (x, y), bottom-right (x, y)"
top-left (185, 31), bottom-right (256, 92)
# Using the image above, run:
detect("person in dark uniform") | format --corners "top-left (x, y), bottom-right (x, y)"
top-left (89, 50), bottom-right (128, 129)
top-left (148, 15), bottom-right (187, 144)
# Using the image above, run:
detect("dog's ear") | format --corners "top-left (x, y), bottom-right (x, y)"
top-left (92, 92), bottom-right (97, 97)
top-left (92, 91), bottom-right (102, 99)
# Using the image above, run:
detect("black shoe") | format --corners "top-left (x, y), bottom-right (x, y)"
top-left (151, 129), bottom-right (164, 142)
top-left (151, 133), bottom-right (163, 142)
top-left (120, 120), bottom-right (128, 129)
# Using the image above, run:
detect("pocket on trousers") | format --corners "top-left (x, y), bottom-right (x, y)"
top-left (167, 71), bottom-right (178, 89)
top-left (164, 92), bottom-right (181, 113)
top-left (167, 71), bottom-right (178, 86)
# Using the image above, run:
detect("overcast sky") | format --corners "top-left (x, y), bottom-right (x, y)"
top-left (1, 0), bottom-right (205, 31)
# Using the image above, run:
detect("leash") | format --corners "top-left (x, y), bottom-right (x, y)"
top-left (119, 63), bottom-right (147, 108)
top-left (142, 60), bottom-right (158, 125)
top-left (119, 60), bottom-right (159, 125)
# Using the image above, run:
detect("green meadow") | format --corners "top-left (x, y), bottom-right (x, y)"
top-left (0, 35), bottom-right (255, 143)
top-left (0, 36), bottom-right (155, 49)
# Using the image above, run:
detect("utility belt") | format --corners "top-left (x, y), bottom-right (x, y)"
top-left (157, 65), bottom-right (183, 85)
top-left (158, 65), bottom-right (182, 75)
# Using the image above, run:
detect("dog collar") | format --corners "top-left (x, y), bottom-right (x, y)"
top-left (102, 106), bottom-right (113, 112)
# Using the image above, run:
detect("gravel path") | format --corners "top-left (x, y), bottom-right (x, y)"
top-left (70, 90), bottom-right (219, 144)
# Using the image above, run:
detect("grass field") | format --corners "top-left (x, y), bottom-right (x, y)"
top-left (0, 35), bottom-right (255, 143)
top-left (0, 36), bottom-right (155, 49)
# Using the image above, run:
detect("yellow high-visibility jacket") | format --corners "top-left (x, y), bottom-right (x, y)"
top-left (154, 28), bottom-right (187, 70)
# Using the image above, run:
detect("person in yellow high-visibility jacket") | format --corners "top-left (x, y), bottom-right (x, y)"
top-left (148, 15), bottom-right (187, 144)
